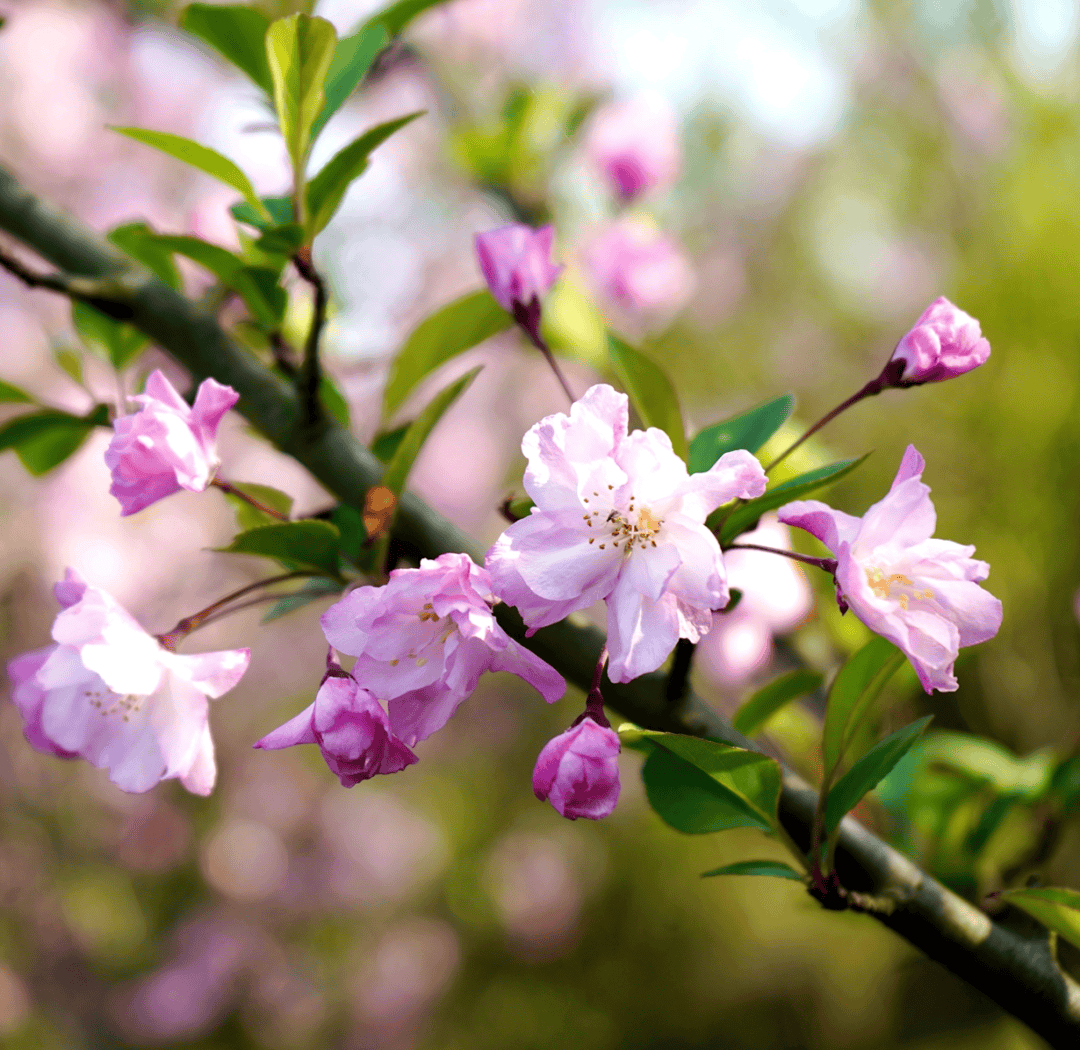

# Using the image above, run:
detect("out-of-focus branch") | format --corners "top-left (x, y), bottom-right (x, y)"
top-left (0, 164), bottom-right (1078, 1048)
top-left (292, 247), bottom-right (327, 426)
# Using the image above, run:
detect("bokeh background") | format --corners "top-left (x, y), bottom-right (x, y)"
top-left (1, 0), bottom-right (1079, 1047)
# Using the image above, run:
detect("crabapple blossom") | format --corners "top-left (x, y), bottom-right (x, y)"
top-left (585, 93), bottom-right (680, 201)
top-left (105, 369), bottom-right (239, 515)
top-left (320, 553), bottom-right (565, 748)
top-left (254, 665), bottom-right (417, 786)
top-left (5, 569), bottom-right (250, 793)
top-left (533, 716), bottom-right (621, 820)
top-left (886, 297), bottom-right (990, 386)
top-left (698, 515), bottom-right (813, 686)
top-left (475, 223), bottom-right (563, 340)
top-left (778, 445), bottom-right (1002, 693)
top-left (487, 384), bottom-right (768, 683)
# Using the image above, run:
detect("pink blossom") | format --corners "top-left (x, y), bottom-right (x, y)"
top-left (887, 297), bottom-right (990, 386)
top-left (474, 224), bottom-right (563, 319)
top-left (777, 445), bottom-right (1002, 693)
top-left (487, 385), bottom-right (767, 683)
top-left (580, 218), bottom-right (695, 322)
top-left (585, 94), bottom-right (680, 201)
top-left (320, 553), bottom-right (565, 747)
top-left (4, 569), bottom-right (250, 793)
top-left (698, 515), bottom-right (813, 686)
top-left (105, 370), bottom-right (239, 515)
top-left (255, 670), bottom-right (417, 786)
top-left (533, 717), bottom-right (621, 820)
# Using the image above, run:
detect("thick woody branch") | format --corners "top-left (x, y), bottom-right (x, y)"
top-left (0, 164), bottom-right (1076, 1047)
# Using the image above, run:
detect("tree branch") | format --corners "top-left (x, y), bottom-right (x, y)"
top-left (1, 164), bottom-right (1077, 1047)
top-left (292, 247), bottom-right (326, 426)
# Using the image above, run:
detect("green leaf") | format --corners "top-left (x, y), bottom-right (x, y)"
top-left (0, 405), bottom-right (109, 476)
top-left (180, 4), bottom-right (274, 95)
top-left (112, 127), bottom-right (268, 219)
top-left (917, 731), bottom-right (1056, 802)
top-left (217, 520), bottom-right (342, 577)
top-left (306, 111), bottom-right (423, 235)
top-left (221, 482), bottom-right (295, 531)
top-left (231, 195), bottom-right (295, 233)
top-left (718, 453), bottom-right (870, 546)
top-left (0, 379), bottom-right (34, 404)
top-left (701, 860), bottom-right (805, 881)
top-left (1000, 887), bottom-right (1080, 952)
top-left (265, 14), bottom-right (337, 174)
top-left (54, 348), bottom-right (83, 385)
top-left (72, 302), bottom-right (147, 370)
top-left (608, 334), bottom-right (688, 461)
top-left (310, 26), bottom-right (390, 143)
top-left (331, 503), bottom-right (366, 561)
top-left (688, 394), bottom-right (795, 475)
top-left (383, 367), bottom-right (480, 496)
top-left (262, 577), bottom-right (344, 623)
top-left (966, 792), bottom-right (1023, 854)
top-left (107, 223), bottom-right (182, 289)
top-left (256, 224), bottom-right (305, 256)
top-left (825, 717), bottom-right (933, 834)
top-left (383, 290), bottom-right (513, 418)
top-left (360, 0), bottom-right (449, 37)
top-left (320, 374), bottom-right (351, 428)
top-left (732, 669), bottom-right (823, 738)
top-left (370, 424), bottom-right (409, 463)
top-left (822, 636), bottom-right (906, 778)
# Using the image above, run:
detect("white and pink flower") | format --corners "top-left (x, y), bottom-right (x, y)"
top-left (585, 93), bottom-right (680, 202)
top-left (475, 224), bottom-right (563, 317)
top-left (887, 297), bottom-right (990, 386)
top-left (778, 445), bottom-right (1002, 692)
top-left (487, 385), bottom-right (767, 683)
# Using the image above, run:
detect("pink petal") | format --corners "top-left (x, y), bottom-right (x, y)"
top-left (666, 448), bottom-right (767, 522)
top-left (605, 564), bottom-right (681, 683)
top-left (776, 499), bottom-right (861, 554)
top-left (190, 377), bottom-right (239, 445)
top-left (254, 702), bottom-right (318, 749)
top-left (180, 723), bottom-right (217, 796)
top-left (167, 648), bottom-right (251, 699)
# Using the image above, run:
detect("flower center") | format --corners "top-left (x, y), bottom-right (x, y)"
top-left (865, 566), bottom-right (935, 611)
top-left (389, 603), bottom-right (457, 668)
top-left (84, 686), bottom-right (145, 721)
top-left (581, 490), bottom-right (664, 552)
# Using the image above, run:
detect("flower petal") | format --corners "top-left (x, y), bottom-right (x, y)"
top-left (667, 448), bottom-right (767, 521)
top-left (776, 499), bottom-right (861, 554)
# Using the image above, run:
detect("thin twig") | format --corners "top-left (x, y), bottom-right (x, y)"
top-left (725, 541), bottom-right (838, 574)
top-left (211, 477), bottom-right (290, 521)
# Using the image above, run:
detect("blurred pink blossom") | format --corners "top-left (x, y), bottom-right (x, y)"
top-left (698, 515), bottom-right (813, 686)
top-left (105, 370), bottom-right (238, 515)
top-left (779, 445), bottom-right (1003, 693)
top-left (886, 297), bottom-right (990, 386)
top-left (533, 716), bottom-right (621, 820)
top-left (475, 224), bottom-right (563, 336)
top-left (585, 93), bottom-right (680, 202)
top-left (5, 569), bottom-right (249, 793)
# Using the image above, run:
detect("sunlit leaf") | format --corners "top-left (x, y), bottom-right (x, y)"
top-left (309, 25), bottom-right (389, 143)
top-left (360, 0), bottom-right (450, 37)
top-left (0, 405), bottom-right (109, 476)
top-left (107, 223), bottom-right (182, 289)
top-left (608, 334), bottom-right (688, 462)
top-left (732, 669), bottom-right (823, 738)
top-left (688, 394), bottom-right (794, 475)
top-left (0, 379), bottom-right (34, 404)
top-left (180, 3), bottom-right (274, 95)
top-left (1000, 887), bottom-right (1080, 952)
top-left (370, 424), bottom-right (409, 463)
top-left (231, 195), bottom-right (295, 233)
top-left (221, 482), bottom-right (295, 531)
top-left (701, 860), bottom-right (805, 881)
top-left (72, 302), bottom-right (148, 371)
top-left (383, 290), bottom-right (512, 418)
top-left (217, 520), bottom-right (342, 577)
top-left (825, 717), bottom-right (933, 834)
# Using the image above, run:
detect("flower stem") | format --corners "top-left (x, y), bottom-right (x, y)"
top-left (723, 542), bottom-right (838, 575)
top-left (584, 645), bottom-right (610, 727)
top-left (211, 477), bottom-right (290, 521)
top-left (513, 298), bottom-right (576, 406)
top-left (293, 247), bottom-right (327, 427)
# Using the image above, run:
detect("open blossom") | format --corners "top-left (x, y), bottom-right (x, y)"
top-left (585, 93), bottom-right (680, 201)
top-left (321, 553), bottom-right (565, 748)
top-left (533, 717), bottom-right (621, 820)
top-left (698, 515), bottom-right (813, 686)
top-left (475, 224), bottom-right (563, 321)
top-left (105, 369), bottom-right (239, 515)
top-left (5, 570), bottom-right (250, 793)
top-left (487, 385), bottom-right (767, 683)
top-left (778, 445), bottom-right (1002, 693)
top-left (887, 297), bottom-right (990, 386)
top-left (255, 668), bottom-right (416, 786)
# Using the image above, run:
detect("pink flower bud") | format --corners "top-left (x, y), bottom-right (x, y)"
top-left (585, 94), bottom-right (681, 202)
top-left (474, 224), bottom-right (563, 319)
top-left (105, 370), bottom-right (239, 515)
top-left (533, 716), bottom-right (621, 820)
top-left (254, 673), bottom-right (417, 786)
top-left (887, 297), bottom-right (990, 386)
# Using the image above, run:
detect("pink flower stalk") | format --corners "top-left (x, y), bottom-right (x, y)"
top-left (698, 515), bottom-right (813, 686)
top-left (255, 667), bottom-right (417, 786)
top-left (475, 224), bottom-right (564, 336)
top-left (105, 369), bottom-right (239, 515)
top-left (487, 384), bottom-right (767, 683)
top-left (5, 570), bottom-right (250, 793)
top-left (886, 297), bottom-right (990, 386)
top-left (580, 218), bottom-right (695, 322)
top-left (585, 94), bottom-right (680, 202)
top-left (320, 553), bottom-right (565, 747)
top-left (778, 445), bottom-right (1003, 693)
top-left (533, 716), bottom-right (621, 820)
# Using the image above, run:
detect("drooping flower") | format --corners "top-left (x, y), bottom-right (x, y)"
top-left (105, 369), bottom-right (239, 515)
top-left (886, 297), bottom-right (990, 386)
top-left (533, 716), bottom-right (621, 820)
top-left (255, 666), bottom-right (416, 786)
top-left (320, 553), bottom-right (565, 747)
top-left (777, 445), bottom-right (1002, 693)
top-left (4, 569), bottom-right (250, 793)
top-left (487, 384), bottom-right (767, 683)
top-left (698, 514), bottom-right (813, 686)
top-left (585, 93), bottom-right (680, 202)
top-left (474, 224), bottom-right (563, 340)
